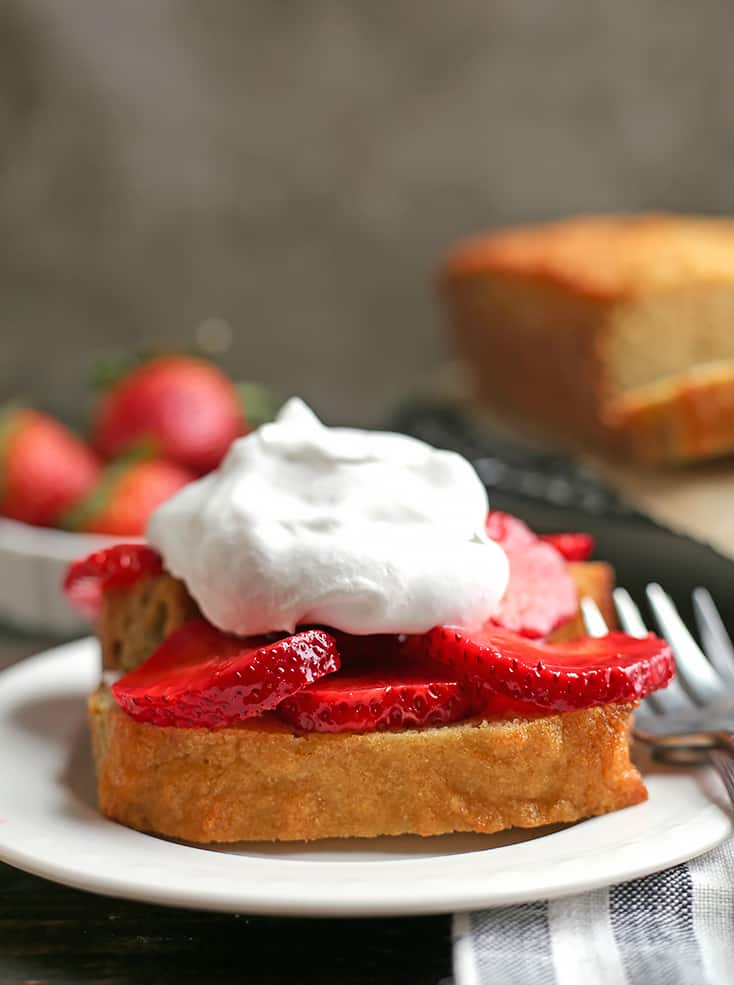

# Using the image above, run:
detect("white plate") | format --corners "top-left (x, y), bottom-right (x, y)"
top-left (0, 639), bottom-right (731, 916)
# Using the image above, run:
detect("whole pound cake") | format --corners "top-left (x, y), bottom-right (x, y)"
top-left (442, 213), bottom-right (734, 463)
top-left (65, 401), bottom-right (674, 843)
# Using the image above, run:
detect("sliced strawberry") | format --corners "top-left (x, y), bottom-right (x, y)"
top-left (64, 544), bottom-right (163, 618)
top-left (474, 690), bottom-right (550, 718)
top-left (409, 623), bottom-right (675, 711)
top-left (539, 532), bottom-right (595, 562)
top-left (485, 511), bottom-right (578, 637)
top-left (276, 653), bottom-right (472, 733)
top-left (485, 510), bottom-right (537, 550)
top-left (326, 630), bottom-right (404, 663)
top-left (111, 619), bottom-right (340, 727)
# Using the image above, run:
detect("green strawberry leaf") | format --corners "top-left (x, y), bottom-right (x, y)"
top-left (89, 352), bottom-right (145, 392)
top-left (236, 382), bottom-right (280, 430)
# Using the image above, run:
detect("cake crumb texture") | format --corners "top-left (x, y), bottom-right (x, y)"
top-left (89, 687), bottom-right (645, 843)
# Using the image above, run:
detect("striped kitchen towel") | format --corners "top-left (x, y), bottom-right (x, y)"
top-left (453, 837), bottom-right (734, 985)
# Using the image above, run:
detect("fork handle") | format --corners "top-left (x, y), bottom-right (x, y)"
top-left (650, 734), bottom-right (734, 809)
top-left (708, 747), bottom-right (734, 807)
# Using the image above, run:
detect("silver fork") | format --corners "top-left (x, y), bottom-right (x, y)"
top-left (581, 585), bottom-right (734, 806)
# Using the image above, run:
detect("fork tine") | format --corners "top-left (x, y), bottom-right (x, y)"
top-left (610, 588), bottom-right (734, 803)
top-left (692, 587), bottom-right (734, 687)
top-left (646, 583), bottom-right (723, 703)
top-left (613, 588), bottom-right (648, 638)
top-left (579, 597), bottom-right (608, 638)
top-left (613, 587), bottom-right (692, 713)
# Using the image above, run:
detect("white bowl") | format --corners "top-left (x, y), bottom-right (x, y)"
top-left (0, 518), bottom-right (133, 637)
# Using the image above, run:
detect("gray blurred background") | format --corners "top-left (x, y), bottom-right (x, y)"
top-left (2, 0), bottom-right (734, 427)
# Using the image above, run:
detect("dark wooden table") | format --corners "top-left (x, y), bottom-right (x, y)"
top-left (0, 631), bottom-right (452, 985)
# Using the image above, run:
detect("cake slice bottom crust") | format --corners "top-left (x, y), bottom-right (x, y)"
top-left (89, 686), bottom-right (646, 843)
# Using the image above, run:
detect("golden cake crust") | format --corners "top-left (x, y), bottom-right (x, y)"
top-left (440, 214), bottom-right (734, 461)
top-left (89, 686), bottom-right (646, 843)
top-left (442, 214), bottom-right (734, 301)
top-left (604, 360), bottom-right (734, 464)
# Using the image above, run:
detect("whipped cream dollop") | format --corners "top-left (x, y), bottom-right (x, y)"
top-left (147, 399), bottom-right (509, 636)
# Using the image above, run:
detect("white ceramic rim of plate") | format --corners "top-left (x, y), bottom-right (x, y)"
top-left (0, 639), bottom-right (731, 916)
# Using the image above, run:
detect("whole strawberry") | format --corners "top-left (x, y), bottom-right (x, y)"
top-left (63, 459), bottom-right (194, 536)
top-left (92, 355), bottom-right (245, 474)
top-left (0, 407), bottom-right (101, 527)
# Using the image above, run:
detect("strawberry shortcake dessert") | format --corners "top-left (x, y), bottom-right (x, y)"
top-left (65, 400), bottom-right (674, 843)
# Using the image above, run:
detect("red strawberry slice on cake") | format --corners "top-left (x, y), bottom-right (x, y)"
top-left (64, 544), bottom-right (164, 619)
top-left (485, 511), bottom-right (578, 638)
top-left (410, 623), bottom-right (675, 711)
top-left (277, 632), bottom-right (472, 732)
top-left (112, 619), bottom-right (340, 727)
top-left (276, 663), bottom-right (472, 733)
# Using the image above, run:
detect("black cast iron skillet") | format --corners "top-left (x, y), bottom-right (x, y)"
top-left (391, 401), bottom-right (734, 635)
